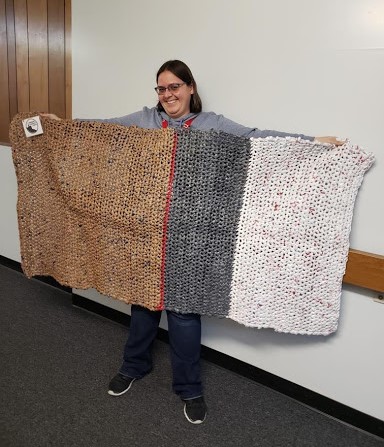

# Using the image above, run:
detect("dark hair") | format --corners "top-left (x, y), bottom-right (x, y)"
top-left (156, 60), bottom-right (202, 113)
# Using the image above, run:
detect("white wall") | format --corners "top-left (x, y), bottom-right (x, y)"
top-left (0, 147), bottom-right (20, 261)
top-left (1, 0), bottom-right (383, 420)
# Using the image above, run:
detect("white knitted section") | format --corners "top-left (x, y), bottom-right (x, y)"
top-left (229, 138), bottom-right (374, 335)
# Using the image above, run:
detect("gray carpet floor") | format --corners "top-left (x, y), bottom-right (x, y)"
top-left (1, 264), bottom-right (383, 447)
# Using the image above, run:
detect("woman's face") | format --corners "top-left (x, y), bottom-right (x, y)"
top-left (157, 70), bottom-right (194, 119)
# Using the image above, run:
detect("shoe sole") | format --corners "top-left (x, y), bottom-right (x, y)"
top-left (183, 404), bottom-right (206, 424)
top-left (107, 378), bottom-right (136, 396)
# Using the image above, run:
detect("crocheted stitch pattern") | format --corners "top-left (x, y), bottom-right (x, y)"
top-left (9, 114), bottom-right (374, 334)
top-left (164, 129), bottom-right (251, 315)
top-left (229, 137), bottom-right (374, 334)
top-left (9, 113), bottom-right (175, 310)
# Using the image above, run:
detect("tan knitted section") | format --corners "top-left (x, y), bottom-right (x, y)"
top-left (9, 113), bottom-right (175, 309)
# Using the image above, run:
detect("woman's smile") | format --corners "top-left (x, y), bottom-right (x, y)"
top-left (157, 70), bottom-right (194, 119)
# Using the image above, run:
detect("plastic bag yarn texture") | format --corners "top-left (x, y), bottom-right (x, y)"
top-left (228, 138), bottom-right (374, 334)
top-left (9, 113), bottom-right (374, 335)
top-left (10, 114), bottom-right (175, 310)
top-left (164, 129), bottom-right (251, 317)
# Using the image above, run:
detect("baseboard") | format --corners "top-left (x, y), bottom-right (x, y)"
top-left (0, 255), bottom-right (71, 293)
top-left (1, 255), bottom-right (382, 439)
top-left (72, 293), bottom-right (384, 440)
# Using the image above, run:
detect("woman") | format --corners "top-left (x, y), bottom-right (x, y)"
top-left (42, 60), bottom-right (342, 425)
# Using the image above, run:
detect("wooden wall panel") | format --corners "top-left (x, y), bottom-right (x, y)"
top-left (0, 0), bottom-right (10, 143)
top-left (5, 0), bottom-right (17, 120)
top-left (48, 0), bottom-right (65, 118)
top-left (1, 0), bottom-right (71, 145)
top-left (14, 0), bottom-right (29, 112)
top-left (27, 0), bottom-right (49, 112)
top-left (64, 0), bottom-right (71, 118)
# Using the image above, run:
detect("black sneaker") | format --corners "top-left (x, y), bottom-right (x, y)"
top-left (183, 396), bottom-right (207, 424)
top-left (108, 373), bottom-right (136, 396)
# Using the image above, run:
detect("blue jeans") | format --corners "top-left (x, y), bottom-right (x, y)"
top-left (119, 305), bottom-right (202, 400)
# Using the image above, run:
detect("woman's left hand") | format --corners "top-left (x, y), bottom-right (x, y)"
top-left (314, 136), bottom-right (345, 146)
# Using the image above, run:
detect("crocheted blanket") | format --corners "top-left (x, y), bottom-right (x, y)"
top-left (9, 113), bottom-right (374, 335)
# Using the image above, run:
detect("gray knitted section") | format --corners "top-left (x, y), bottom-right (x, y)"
top-left (164, 129), bottom-right (251, 316)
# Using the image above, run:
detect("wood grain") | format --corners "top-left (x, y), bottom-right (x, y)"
top-left (14, 0), bottom-right (30, 112)
top-left (344, 249), bottom-right (384, 292)
top-left (64, 0), bottom-right (71, 118)
top-left (0, 0), bottom-right (10, 143)
top-left (48, 0), bottom-right (65, 118)
top-left (6, 0), bottom-right (18, 121)
top-left (27, 0), bottom-right (49, 112)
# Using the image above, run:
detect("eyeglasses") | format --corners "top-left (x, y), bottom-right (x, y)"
top-left (154, 83), bottom-right (186, 95)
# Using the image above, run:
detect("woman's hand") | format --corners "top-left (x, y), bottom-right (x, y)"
top-left (314, 136), bottom-right (345, 146)
top-left (39, 113), bottom-right (61, 121)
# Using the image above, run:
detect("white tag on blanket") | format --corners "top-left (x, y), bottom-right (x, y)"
top-left (22, 116), bottom-right (44, 137)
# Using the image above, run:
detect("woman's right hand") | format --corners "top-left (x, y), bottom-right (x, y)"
top-left (39, 113), bottom-right (61, 121)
